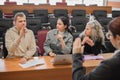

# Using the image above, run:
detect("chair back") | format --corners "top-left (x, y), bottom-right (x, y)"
top-left (98, 17), bottom-right (112, 32)
top-left (4, 1), bottom-right (17, 5)
top-left (112, 11), bottom-right (120, 18)
top-left (3, 32), bottom-right (8, 58)
top-left (71, 17), bottom-right (88, 33)
top-left (56, 2), bottom-right (67, 6)
top-left (0, 10), bottom-right (3, 19)
top-left (93, 10), bottom-right (107, 20)
top-left (26, 17), bottom-right (41, 36)
top-left (37, 30), bottom-right (49, 56)
top-left (49, 17), bottom-right (58, 29)
top-left (71, 9), bottom-right (86, 18)
top-left (54, 9), bottom-right (68, 18)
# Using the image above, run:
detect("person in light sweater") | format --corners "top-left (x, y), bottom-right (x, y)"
top-left (5, 12), bottom-right (36, 64)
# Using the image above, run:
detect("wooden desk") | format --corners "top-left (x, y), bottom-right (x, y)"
top-left (0, 56), bottom-right (72, 80)
top-left (0, 5), bottom-right (112, 14)
top-left (84, 53), bottom-right (113, 73)
top-left (0, 53), bottom-right (113, 80)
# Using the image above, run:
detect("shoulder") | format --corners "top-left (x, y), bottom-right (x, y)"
top-left (67, 32), bottom-right (73, 38)
top-left (48, 29), bottom-right (57, 34)
top-left (101, 51), bottom-right (120, 67)
top-left (6, 27), bottom-right (15, 34)
top-left (27, 29), bottom-right (34, 34)
top-left (64, 31), bottom-right (73, 39)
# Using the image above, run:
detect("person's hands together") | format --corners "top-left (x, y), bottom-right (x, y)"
top-left (49, 52), bottom-right (56, 57)
top-left (73, 38), bottom-right (84, 54)
top-left (82, 36), bottom-right (94, 46)
top-left (82, 36), bottom-right (89, 45)
top-left (85, 37), bottom-right (94, 46)
top-left (56, 34), bottom-right (63, 42)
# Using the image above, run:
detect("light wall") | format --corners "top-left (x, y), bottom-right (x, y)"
top-left (107, 0), bottom-right (120, 10)
top-left (1, 0), bottom-right (120, 10)
top-left (1, 0), bottom-right (104, 6)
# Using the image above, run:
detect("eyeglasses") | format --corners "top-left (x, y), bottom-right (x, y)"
top-left (106, 32), bottom-right (112, 39)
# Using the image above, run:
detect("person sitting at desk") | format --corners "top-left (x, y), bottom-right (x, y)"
top-left (44, 16), bottom-right (73, 57)
top-left (72, 17), bottom-right (120, 80)
top-left (5, 12), bottom-right (36, 64)
top-left (79, 20), bottom-right (106, 55)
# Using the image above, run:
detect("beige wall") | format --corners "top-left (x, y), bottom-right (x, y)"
top-left (107, 0), bottom-right (120, 10)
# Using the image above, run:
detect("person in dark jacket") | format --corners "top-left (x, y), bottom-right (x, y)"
top-left (72, 17), bottom-right (120, 80)
top-left (79, 20), bottom-right (106, 55)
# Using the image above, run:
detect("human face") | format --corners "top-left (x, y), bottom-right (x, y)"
top-left (56, 19), bottom-right (66, 32)
top-left (84, 24), bottom-right (92, 37)
top-left (106, 31), bottom-right (120, 49)
top-left (14, 16), bottom-right (26, 31)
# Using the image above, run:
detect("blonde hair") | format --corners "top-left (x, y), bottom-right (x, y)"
top-left (80, 20), bottom-right (105, 45)
top-left (13, 12), bottom-right (26, 21)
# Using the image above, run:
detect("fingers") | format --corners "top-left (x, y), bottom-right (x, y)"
top-left (20, 27), bottom-right (27, 37)
top-left (22, 27), bottom-right (27, 33)
top-left (56, 34), bottom-right (63, 39)
top-left (81, 45), bottom-right (84, 53)
top-left (49, 52), bottom-right (56, 57)
top-left (73, 37), bottom-right (85, 54)
top-left (73, 38), bottom-right (81, 47)
top-left (19, 58), bottom-right (27, 64)
top-left (73, 38), bottom-right (82, 54)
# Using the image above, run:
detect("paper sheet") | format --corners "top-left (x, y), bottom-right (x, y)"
top-left (19, 58), bottom-right (45, 68)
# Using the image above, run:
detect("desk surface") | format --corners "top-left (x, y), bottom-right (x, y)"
top-left (0, 53), bottom-right (113, 80)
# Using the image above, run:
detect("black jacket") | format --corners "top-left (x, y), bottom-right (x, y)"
top-left (72, 51), bottom-right (120, 80)
top-left (83, 41), bottom-right (106, 55)
top-left (80, 35), bottom-right (106, 55)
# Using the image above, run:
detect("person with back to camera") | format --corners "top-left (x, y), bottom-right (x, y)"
top-left (44, 16), bottom-right (73, 57)
top-left (79, 19), bottom-right (106, 55)
top-left (5, 12), bottom-right (36, 64)
top-left (72, 17), bottom-right (120, 80)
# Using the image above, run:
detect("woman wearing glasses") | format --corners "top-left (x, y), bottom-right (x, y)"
top-left (72, 17), bottom-right (120, 80)
top-left (79, 20), bottom-right (106, 55)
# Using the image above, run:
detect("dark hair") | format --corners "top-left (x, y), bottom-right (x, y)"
top-left (58, 16), bottom-right (72, 34)
top-left (108, 17), bottom-right (120, 37)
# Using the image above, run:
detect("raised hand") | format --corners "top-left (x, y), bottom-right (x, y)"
top-left (73, 38), bottom-right (84, 54)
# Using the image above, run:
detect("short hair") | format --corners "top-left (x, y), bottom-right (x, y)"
top-left (13, 12), bottom-right (26, 21)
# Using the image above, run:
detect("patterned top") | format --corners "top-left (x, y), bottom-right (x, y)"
top-left (44, 29), bottom-right (73, 55)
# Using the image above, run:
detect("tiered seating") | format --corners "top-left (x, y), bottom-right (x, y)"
top-left (33, 9), bottom-right (49, 28)
top-left (1, 7), bottom-right (120, 56)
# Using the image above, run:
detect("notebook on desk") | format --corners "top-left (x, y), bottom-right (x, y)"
top-left (83, 55), bottom-right (104, 60)
top-left (51, 54), bottom-right (72, 65)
